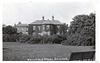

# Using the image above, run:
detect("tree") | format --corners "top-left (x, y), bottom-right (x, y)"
top-left (62, 23), bottom-right (68, 35)
top-left (3, 25), bottom-right (17, 34)
top-left (65, 13), bottom-right (95, 46)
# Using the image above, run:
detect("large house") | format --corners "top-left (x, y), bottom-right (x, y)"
top-left (28, 16), bottom-right (65, 36)
top-left (15, 16), bottom-right (67, 36)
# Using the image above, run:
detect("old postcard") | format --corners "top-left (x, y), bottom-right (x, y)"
top-left (1, 0), bottom-right (97, 63)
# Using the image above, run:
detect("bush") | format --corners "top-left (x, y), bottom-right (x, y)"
top-left (61, 35), bottom-right (95, 46)
top-left (28, 35), bottom-right (42, 44)
top-left (61, 40), bottom-right (71, 45)
top-left (43, 34), bottom-right (66, 44)
top-left (3, 34), bottom-right (21, 42)
top-left (3, 33), bottom-right (66, 44)
top-left (17, 34), bottom-right (66, 44)
top-left (18, 34), bottom-right (31, 43)
top-left (3, 25), bottom-right (17, 34)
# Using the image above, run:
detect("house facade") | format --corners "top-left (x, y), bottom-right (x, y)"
top-left (15, 22), bottom-right (28, 34)
top-left (28, 16), bottom-right (65, 36)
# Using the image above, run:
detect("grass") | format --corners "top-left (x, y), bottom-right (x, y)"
top-left (3, 42), bottom-right (95, 61)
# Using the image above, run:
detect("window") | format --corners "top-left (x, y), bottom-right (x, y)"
top-left (26, 28), bottom-right (28, 32)
top-left (57, 26), bottom-right (60, 29)
top-left (38, 26), bottom-right (41, 31)
top-left (51, 25), bottom-right (53, 30)
top-left (33, 26), bottom-right (35, 30)
top-left (46, 25), bottom-right (50, 31)
top-left (57, 25), bottom-right (60, 31)
top-left (26, 28), bottom-right (28, 30)
top-left (42, 25), bottom-right (45, 31)
top-left (22, 28), bottom-right (23, 31)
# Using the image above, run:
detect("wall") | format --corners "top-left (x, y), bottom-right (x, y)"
top-left (16, 26), bottom-right (28, 34)
top-left (28, 24), bottom-right (63, 36)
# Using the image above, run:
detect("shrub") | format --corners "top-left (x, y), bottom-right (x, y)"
top-left (61, 40), bottom-right (71, 45)
top-left (19, 34), bottom-right (31, 43)
top-left (17, 34), bottom-right (66, 44)
top-left (4, 33), bottom-right (66, 44)
top-left (61, 35), bottom-right (95, 46)
top-left (43, 34), bottom-right (66, 44)
top-left (3, 34), bottom-right (21, 42)
top-left (28, 35), bottom-right (42, 44)
top-left (3, 25), bottom-right (17, 34)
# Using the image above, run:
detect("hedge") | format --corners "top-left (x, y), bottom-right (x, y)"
top-left (3, 34), bottom-right (21, 42)
top-left (18, 34), bottom-right (66, 44)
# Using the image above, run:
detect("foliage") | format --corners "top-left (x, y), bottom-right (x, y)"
top-left (62, 23), bottom-right (68, 35)
top-left (3, 13), bottom-right (95, 46)
top-left (3, 25), bottom-right (17, 34)
top-left (18, 34), bottom-right (31, 43)
top-left (17, 34), bottom-right (66, 44)
top-left (28, 35), bottom-right (42, 44)
top-left (3, 25), bottom-right (22, 42)
top-left (63, 13), bottom-right (95, 46)
top-left (42, 34), bottom-right (66, 44)
top-left (3, 34), bottom-right (21, 42)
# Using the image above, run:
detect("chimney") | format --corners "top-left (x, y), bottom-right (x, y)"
top-left (52, 16), bottom-right (54, 20)
top-left (42, 16), bottom-right (44, 20)
top-left (18, 22), bottom-right (21, 24)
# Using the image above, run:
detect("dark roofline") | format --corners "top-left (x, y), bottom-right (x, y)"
top-left (30, 19), bottom-right (62, 25)
top-left (29, 23), bottom-right (63, 25)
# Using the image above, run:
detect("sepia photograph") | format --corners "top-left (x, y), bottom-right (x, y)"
top-left (2, 0), bottom-right (96, 61)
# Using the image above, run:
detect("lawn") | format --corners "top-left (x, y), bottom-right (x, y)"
top-left (3, 42), bottom-right (95, 61)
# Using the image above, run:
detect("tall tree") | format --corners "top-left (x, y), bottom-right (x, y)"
top-left (66, 13), bottom-right (95, 46)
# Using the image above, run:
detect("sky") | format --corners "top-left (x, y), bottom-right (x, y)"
top-left (2, 1), bottom-right (95, 26)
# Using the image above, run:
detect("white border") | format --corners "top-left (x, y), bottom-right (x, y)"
top-left (0, 0), bottom-right (99, 63)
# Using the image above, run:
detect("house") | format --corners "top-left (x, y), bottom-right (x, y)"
top-left (28, 16), bottom-right (65, 36)
top-left (15, 22), bottom-right (28, 34)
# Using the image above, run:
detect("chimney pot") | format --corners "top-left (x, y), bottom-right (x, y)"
top-left (52, 16), bottom-right (54, 20)
top-left (42, 16), bottom-right (44, 20)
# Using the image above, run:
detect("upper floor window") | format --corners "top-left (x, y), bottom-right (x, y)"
top-left (42, 25), bottom-right (45, 31)
top-left (57, 25), bottom-right (60, 31)
top-left (46, 25), bottom-right (50, 31)
top-left (38, 26), bottom-right (41, 31)
top-left (57, 26), bottom-right (60, 29)
top-left (33, 26), bottom-right (35, 30)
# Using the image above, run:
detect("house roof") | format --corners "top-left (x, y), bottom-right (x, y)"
top-left (30, 20), bottom-right (62, 25)
top-left (16, 24), bottom-right (28, 27)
